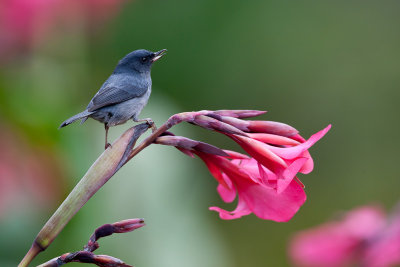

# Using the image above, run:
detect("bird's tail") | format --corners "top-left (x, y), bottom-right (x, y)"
top-left (59, 110), bottom-right (93, 129)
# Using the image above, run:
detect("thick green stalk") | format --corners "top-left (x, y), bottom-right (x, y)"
top-left (19, 124), bottom-right (148, 267)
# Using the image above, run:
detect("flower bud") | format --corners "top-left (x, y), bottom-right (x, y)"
top-left (193, 115), bottom-right (247, 135)
top-left (155, 135), bottom-right (228, 156)
top-left (214, 110), bottom-right (267, 118)
top-left (112, 218), bottom-right (145, 233)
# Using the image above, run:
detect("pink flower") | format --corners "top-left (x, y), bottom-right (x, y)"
top-left (156, 110), bottom-right (331, 221)
top-left (289, 205), bottom-right (400, 267)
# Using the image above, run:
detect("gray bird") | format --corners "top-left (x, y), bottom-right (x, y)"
top-left (60, 49), bottom-right (167, 149)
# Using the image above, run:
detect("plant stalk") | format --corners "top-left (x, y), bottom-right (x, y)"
top-left (18, 124), bottom-right (148, 267)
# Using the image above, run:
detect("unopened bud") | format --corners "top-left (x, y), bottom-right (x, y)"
top-left (155, 135), bottom-right (228, 156)
top-left (91, 254), bottom-right (132, 267)
top-left (247, 120), bottom-right (298, 137)
top-left (208, 115), bottom-right (251, 132)
top-left (112, 218), bottom-right (145, 233)
top-left (214, 110), bottom-right (267, 118)
top-left (193, 115), bottom-right (247, 136)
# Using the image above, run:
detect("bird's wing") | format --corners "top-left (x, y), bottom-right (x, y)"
top-left (87, 81), bottom-right (148, 112)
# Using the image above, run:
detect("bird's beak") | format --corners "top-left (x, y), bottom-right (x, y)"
top-left (151, 49), bottom-right (167, 62)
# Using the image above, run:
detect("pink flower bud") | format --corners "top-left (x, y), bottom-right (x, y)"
top-left (246, 120), bottom-right (298, 137)
top-left (247, 133), bottom-right (301, 146)
top-left (91, 254), bottom-right (132, 267)
top-left (155, 135), bottom-right (228, 156)
top-left (193, 115), bottom-right (247, 135)
top-left (214, 110), bottom-right (267, 118)
top-left (112, 218), bottom-right (145, 233)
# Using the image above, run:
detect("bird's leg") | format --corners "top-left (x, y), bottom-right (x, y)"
top-left (135, 118), bottom-right (157, 132)
top-left (104, 124), bottom-right (111, 149)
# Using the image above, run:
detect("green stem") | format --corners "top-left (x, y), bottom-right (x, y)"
top-left (19, 243), bottom-right (43, 267)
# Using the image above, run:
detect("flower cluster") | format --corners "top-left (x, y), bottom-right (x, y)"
top-left (289, 205), bottom-right (400, 267)
top-left (156, 110), bottom-right (331, 221)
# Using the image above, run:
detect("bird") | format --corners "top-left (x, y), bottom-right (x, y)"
top-left (59, 49), bottom-right (167, 149)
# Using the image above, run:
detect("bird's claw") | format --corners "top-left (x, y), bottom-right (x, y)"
top-left (105, 143), bottom-right (112, 150)
top-left (137, 118), bottom-right (157, 132)
top-left (146, 119), bottom-right (157, 133)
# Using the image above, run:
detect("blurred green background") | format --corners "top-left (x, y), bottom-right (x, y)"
top-left (1, 1), bottom-right (399, 266)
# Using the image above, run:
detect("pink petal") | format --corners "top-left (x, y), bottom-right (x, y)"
top-left (277, 158), bottom-right (308, 194)
top-left (234, 158), bottom-right (274, 184)
top-left (248, 133), bottom-right (301, 146)
top-left (209, 198), bottom-right (252, 220)
top-left (232, 158), bottom-right (259, 171)
top-left (290, 134), bottom-right (306, 143)
top-left (231, 135), bottom-right (288, 170)
top-left (266, 125), bottom-right (331, 160)
top-left (195, 152), bottom-right (229, 189)
top-left (236, 179), bottom-right (306, 222)
top-left (299, 151), bottom-right (314, 174)
top-left (258, 162), bottom-right (272, 184)
top-left (217, 184), bottom-right (236, 203)
top-left (216, 174), bottom-right (236, 203)
top-left (234, 158), bottom-right (278, 184)
top-left (236, 157), bottom-right (307, 194)
top-left (223, 150), bottom-right (250, 159)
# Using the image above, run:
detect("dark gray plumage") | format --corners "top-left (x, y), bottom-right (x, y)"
top-left (60, 49), bottom-right (167, 148)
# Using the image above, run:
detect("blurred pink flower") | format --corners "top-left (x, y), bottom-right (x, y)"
top-left (0, 0), bottom-right (124, 60)
top-left (362, 206), bottom-right (400, 267)
top-left (289, 205), bottom-right (400, 267)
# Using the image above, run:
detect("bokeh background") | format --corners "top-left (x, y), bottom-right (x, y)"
top-left (1, 1), bottom-right (399, 266)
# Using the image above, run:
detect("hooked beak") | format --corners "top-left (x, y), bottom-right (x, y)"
top-left (151, 49), bottom-right (167, 62)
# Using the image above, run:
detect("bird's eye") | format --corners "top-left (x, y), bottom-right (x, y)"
top-left (141, 57), bottom-right (147, 62)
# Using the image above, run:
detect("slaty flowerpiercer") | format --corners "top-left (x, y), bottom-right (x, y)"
top-left (60, 49), bottom-right (167, 149)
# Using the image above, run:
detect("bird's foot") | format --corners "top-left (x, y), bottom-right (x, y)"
top-left (105, 143), bottom-right (112, 150)
top-left (136, 118), bottom-right (157, 132)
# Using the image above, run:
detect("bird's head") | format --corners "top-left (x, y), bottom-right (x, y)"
top-left (116, 49), bottom-right (167, 73)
